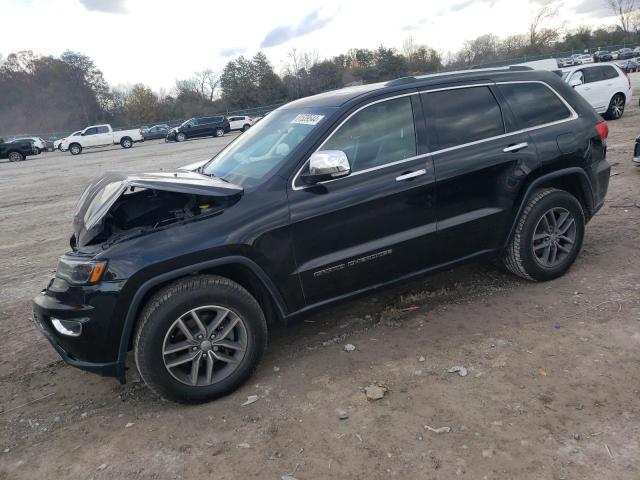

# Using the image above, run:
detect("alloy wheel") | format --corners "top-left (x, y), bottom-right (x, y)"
top-left (531, 207), bottom-right (577, 268)
top-left (8, 152), bottom-right (22, 162)
top-left (162, 305), bottom-right (248, 386)
top-left (612, 96), bottom-right (624, 118)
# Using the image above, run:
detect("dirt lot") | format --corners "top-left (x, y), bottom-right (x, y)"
top-left (1, 76), bottom-right (640, 480)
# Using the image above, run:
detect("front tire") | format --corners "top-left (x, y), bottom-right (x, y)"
top-left (215, 128), bottom-right (225, 137)
top-left (176, 132), bottom-right (186, 142)
top-left (503, 189), bottom-right (585, 282)
top-left (605, 93), bottom-right (625, 120)
top-left (134, 275), bottom-right (267, 404)
top-left (69, 143), bottom-right (82, 155)
top-left (8, 151), bottom-right (25, 162)
top-left (33, 147), bottom-right (41, 155)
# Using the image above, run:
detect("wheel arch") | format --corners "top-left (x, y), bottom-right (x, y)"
top-left (503, 168), bottom-right (594, 251)
top-left (116, 256), bottom-right (287, 382)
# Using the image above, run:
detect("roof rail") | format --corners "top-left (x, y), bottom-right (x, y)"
top-left (385, 65), bottom-right (534, 86)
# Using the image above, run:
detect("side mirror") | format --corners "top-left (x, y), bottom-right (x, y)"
top-left (300, 150), bottom-right (351, 185)
top-left (569, 76), bottom-right (583, 88)
top-left (81, 132), bottom-right (86, 136)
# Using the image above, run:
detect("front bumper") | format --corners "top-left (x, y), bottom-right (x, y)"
top-left (166, 131), bottom-right (178, 141)
top-left (32, 290), bottom-right (125, 382)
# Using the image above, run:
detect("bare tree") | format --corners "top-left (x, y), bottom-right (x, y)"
top-left (529, 6), bottom-right (560, 47)
top-left (193, 69), bottom-right (220, 102)
top-left (605, 0), bottom-right (637, 33)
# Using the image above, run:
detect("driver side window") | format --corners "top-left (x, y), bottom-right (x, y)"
top-left (84, 127), bottom-right (98, 135)
top-left (322, 96), bottom-right (417, 173)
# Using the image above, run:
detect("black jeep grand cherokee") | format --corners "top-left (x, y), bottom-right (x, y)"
top-left (33, 67), bottom-right (610, 403)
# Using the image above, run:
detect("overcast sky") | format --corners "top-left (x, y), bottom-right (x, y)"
top-left (2, 0), bottom-right (616, 91)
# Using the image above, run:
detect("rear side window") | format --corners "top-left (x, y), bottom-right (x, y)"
top-left (322, 96), bottom-right (416, 173)
top-left (583, 66), bottom-right (617, 83)
top-left (423, 86), bottom-right (504, 150)
top-left (96, 126), bottom-right (109, 134)
top-left (601, 66), bottom-right (619, 80)
top-left (497, 83), bottom-right (571, 130)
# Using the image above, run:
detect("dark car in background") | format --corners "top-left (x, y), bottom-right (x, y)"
top-left (32, 66), bottom-right (611, 403)
top-left (593, 50), bottom-right (613, 62)
top-left (617, 48), bottom-right (638, 60)
top-left (166, 116), bottom-right (230, 142)
top-left (142, 124), bottom-right (170, 140)
top-left (0, 138), bottom-right (36, 162)
top-left (617, 60), bottom-right (639, 73)
top-left (634, 136), bottom-right (640, 166)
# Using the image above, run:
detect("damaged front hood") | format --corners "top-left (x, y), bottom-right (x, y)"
top-left (73, 171), bottom-right (242, 247)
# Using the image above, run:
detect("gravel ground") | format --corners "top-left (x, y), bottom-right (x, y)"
top-left (1, 76), bottom-right (639, 480)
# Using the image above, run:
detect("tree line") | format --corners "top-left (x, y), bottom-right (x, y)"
top-left (0, 3), bottom-right (638, 136)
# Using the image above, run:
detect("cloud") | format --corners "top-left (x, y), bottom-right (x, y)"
top-left (574, 0), bottom-right (609, 15)
top-left (260, 10), bottom-right (333, 48)
top-left (401, 18), bottom-right (428, 31)
top-left (219, 46), bottom-right (247, 57)
top-left (79, 0), bottom-right (127, 14)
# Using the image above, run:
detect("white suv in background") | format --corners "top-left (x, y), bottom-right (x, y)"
top-left (227, 115), bottom-right (254, 132)
top-left (562, 63), bottom-right (632, 119)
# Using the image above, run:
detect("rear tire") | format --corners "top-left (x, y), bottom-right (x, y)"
top-left (605, 93), bottom-right (625, 120)
top-left (33, 147), bottom-right (41, 155)
top-left (503, 188), bottom-right (585, 282)
top-left (120, 137), bottom-right (133, 148)
top-left (8, 151), bottom-right (24, 162)
top-left (134, 275), bottom-right (267, 404)
top-left (69, 143), bottom-right (82, 155)
top-left (242, 124), bottom-right (251, 132)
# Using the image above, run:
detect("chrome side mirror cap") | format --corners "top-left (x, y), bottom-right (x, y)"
top-left (301, 150), bottom-right (351, 185)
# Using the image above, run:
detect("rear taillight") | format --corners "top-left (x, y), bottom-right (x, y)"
top-left (595, 121), bottom-right (609, 140)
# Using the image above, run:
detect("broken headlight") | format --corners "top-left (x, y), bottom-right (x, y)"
top-left (56, 257), bottom-right (107, 285)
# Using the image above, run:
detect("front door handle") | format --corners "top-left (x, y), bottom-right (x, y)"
top-left (396, 169), bottom-right (426, 181)
top-left (503, 142), bottom-right (528, 153)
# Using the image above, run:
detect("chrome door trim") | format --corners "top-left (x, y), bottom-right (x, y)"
top-left (291, 80), bottom-right (578, 191)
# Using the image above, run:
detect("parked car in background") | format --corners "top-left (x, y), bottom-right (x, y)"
top-left (617, 60), bottom-right (639, 73)
top-left (166, 116), bottom-right (230, 142)
top-left (228, 115), bottom-right (254, 132)
top-left (32, 66), bottom-right (611, 403)
top-left (55, 131), bottom-right (81, 151)
top-left (61, 124), bottom-right (144, 155)
top-left (593, 50), bottom-right (613, 62)
top-left (610, 50), bottom-right (620, 60)
top-left (617, 48), bottom-right (637, 60)
top-left (0, 138), bottom-right (36, 162)
top-left (142, 124), bottom-right (170, 140)
top-left (11, 137), bottom-right (46, 154)
top-left (562, 63), bottom-right (632, 119)
top-left (557, 58), bottom-right (575, 68)
top-left (633, 135), bottom-right (639, 166)
top-left (574, 54), bottom-right (594, 65)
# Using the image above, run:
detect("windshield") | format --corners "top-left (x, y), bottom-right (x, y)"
top-left (180, 118), bottom-right (195, 128)
top-left (202, 107), bottom-right (334, 188)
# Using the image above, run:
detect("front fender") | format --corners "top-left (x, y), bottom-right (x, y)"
top-left (114, 255), bottom-right (287, 382)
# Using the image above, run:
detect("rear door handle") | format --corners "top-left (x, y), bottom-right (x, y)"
top-left (503, 142), bottom-right (528, 153)
top-left (395, 169), bottom-right (426, 181)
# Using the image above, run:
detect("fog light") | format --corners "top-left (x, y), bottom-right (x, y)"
top-left (51, 318), bottom-right (83, 337)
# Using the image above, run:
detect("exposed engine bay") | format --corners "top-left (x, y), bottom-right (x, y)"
top-left (71, 171), bottom-right (243, 248)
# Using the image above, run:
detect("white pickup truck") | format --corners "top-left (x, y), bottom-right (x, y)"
top-left (61, 124), bottom-right (143, 155)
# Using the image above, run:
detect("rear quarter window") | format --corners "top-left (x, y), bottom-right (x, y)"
top-left (497, 83), bottom-right (571, 130)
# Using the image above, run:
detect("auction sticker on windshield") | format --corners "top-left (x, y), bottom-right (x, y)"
top-left (291, 113), bottom-right (324, 125)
